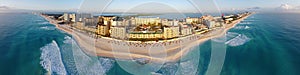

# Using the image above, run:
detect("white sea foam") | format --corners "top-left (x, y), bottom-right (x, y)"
top-left (234, 26), bottom-right (245, 29)
top-left (211, 32), bottom-right (238, 43)
top-left (234, 26), bottom-right (251, 29)
top-left (226, 32), bottom-right (240, 38)
top-left (59, 36), bottom-right (78, 74)
top-left (40, 40), bottom-right (67, 75)
top-left (176, 60), bottom-right (198, 75)
top-left (40, 26), bottom-right (55, 30)
top-left (225, 34), bottom-right (251, 46)
top-left (245, 26), bottom-right (250, 29)
top-left (63, 36), bottom-right (114, 75)
top-left (98, 57), bottom-right (115, 73)
top-left (157, 63), bottom-right (179, 75)
top-left (63, 36), bottom-right (72, 44)
top-left (38, 22), bottom-right (49, 25)
top-left (156, 59), bottom-right (199, 75)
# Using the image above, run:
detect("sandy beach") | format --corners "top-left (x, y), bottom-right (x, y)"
top-left (41, 13), bottom-right (253, 63)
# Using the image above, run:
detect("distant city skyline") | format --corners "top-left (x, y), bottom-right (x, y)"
top-left (1, 0), bottom-right (300, 13)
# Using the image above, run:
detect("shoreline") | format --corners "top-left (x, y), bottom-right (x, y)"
top-left (41, 13), bottom-right (253, 63)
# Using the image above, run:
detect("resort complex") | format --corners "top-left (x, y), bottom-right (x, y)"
top-left (41, 12), bottom-right (253, 63)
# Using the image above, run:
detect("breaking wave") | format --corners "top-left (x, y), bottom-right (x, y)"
top-left (155, 47), bottom-right (200, 75)
top-left (225, 34), bottom-right (251, 46)
top-left (40, 26), bottom-right (55, 30)
top-left (156, 63), bottom-right (179, 75)
top-left (62, 36), bottom-right (115, 75)
top-left (245, 26), bottom-right (250, 29)
top-left (234, 26), bottom-right (251, 29)
top-left (40, 40), bottom-right (67, 75)
top-left (63, 36), bottom-right (72, 44)
top-left (38, 22), bottom-right (49, 25)
top-left (155, 60), bottom-right (199, 75)
top-left (226, 32), bottom-right (240, 38)
top-left (98, 57), bottom-right (115, 73)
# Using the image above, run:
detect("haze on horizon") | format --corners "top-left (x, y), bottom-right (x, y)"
top-left (1, 0), bottom-right (300, 13)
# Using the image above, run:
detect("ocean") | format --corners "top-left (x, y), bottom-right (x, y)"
top-left (0, 13), bottom-right (299, 75)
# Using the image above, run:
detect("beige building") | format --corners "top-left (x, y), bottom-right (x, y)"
top-left (112, 20), bottom-right (124, 26)
top-left (162, 19), bottom-right (179, 26)
top-left (127, 26), bottom-right (180, 39)
top-left (181, 25), bottom-right (192, 36)
top-left (97, 16), bottom-right (116, 37)
top-left (69, 14), bottom-right (76, 22)
top-left (75, 22), bottom-right (85, 29)
top-left (97, 25), bottom-right (109, 36)
top-left (163, 26), bottom-right (180, 39)
top-left (63, 13), bottom-right (69, 22)
top-left (110, 26), bottom-right (126, 39)
top-left (186, 17), bottom-right (200, 24)
top-left (202, 15), bottom-right (217, 29)
top-left (135, 17), bottom-right (161, 25)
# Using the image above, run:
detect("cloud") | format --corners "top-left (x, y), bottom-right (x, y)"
top-left (0, 6), bottom-right (10, 10)
top-left (271, 4), bottom-right (300, 13)
top-left (278, 4), bottom-right (294, 10)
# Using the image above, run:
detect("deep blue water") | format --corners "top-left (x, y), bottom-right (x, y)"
top-left (0, 13), bottom-right (299, 75)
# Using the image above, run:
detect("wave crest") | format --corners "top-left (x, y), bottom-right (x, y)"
top-left (225, 34), bottom-right (251, 46)
top-left (234, 26), bottom-right (251, 29)
top-left (40, 40), bottom-right (67, 75)
top-left (38, 22), bottom-right (49, 25)
top-left (40, 26), bottom-right (55, 30)
top-left (62, 36), bottom-right (115, 75)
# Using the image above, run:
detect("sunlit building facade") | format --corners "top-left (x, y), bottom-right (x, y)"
top-left (180, 25), bottom-right (192, 36)
top-left (163, 26), bottom-right (180, 39)
top-left (111, 26), bottom-right (126, 39)
top-left (135, 17), bottom-right (161, 25)
top-left (186, 17), bottom-right (201, 24)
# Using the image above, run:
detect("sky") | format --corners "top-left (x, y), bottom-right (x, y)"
top-left (1, 0), bottom-right (300, 13)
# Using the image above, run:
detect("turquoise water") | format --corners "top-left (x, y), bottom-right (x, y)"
top-left (0, 13), bottom-right (299, 75)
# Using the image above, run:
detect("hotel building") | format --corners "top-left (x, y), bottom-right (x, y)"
top-left (180, 25), bottom-right (192, 36)
top-left (135, 17), bottom-right (161, 25)
top-left (63, 13), bottom-right (69, 22)
top-left (69, 14), bottom-right (76, 22)
top-left (186, 17), bottom-right (201, 24)
top-left (163, 26), bottom-right (180, 39)
top-left (111, 26), bottom-right (127, 39)
top-left (202, 15), bottom-right (217, 29)
top-left (97, 16), bottom-right (116, 36)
